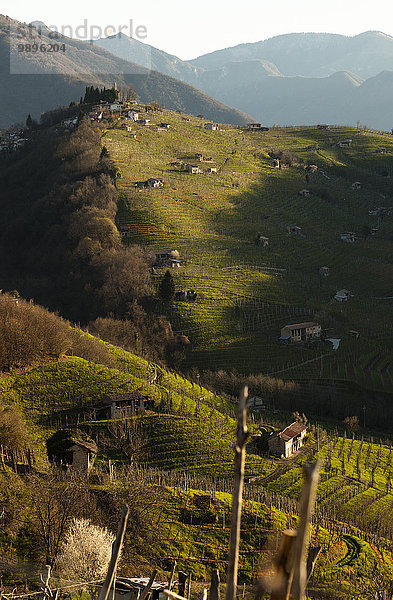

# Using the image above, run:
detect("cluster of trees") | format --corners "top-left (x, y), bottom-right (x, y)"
top-left (83, 85), bottom-right (119, 104)
top-left (0, 468), bottom-right (165, 577)
top-left (0, 120), bottom-right (190, 366)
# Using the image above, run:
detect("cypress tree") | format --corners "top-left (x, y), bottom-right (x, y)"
top-left (158, 270), bottom-right (175, 300)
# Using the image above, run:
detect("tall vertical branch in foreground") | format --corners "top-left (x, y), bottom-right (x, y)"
top-left (291, 461), bottom-right (321, 600)
top-left (225, 386), bottom-right (249, 600)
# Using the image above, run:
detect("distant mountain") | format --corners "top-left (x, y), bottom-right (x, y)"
top-left (90, 32), bottom-right (203, 82)
top-left (87, 29), bottom-right (393, 129)
top-left (0, 15), bottom-right (252, 128)
top-left (190, 31), bottom-right (393, 79)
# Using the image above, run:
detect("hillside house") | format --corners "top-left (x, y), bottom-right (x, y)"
top-left (207, 167), bottom-right (218, 174)
top-left (317, 124), bottom-right (329, 130)
top-left (349, 330), bottom-right (360, 339)
top-left (154, 249), bottom-right (185, 268)
top-left (247, 123), bottom-right (269, 131)
top-left (298, 189), bottom-right (310, 197)
top-left (306, 164), bottom-right (318, 174)
top-left (147, 177), bottom-right (165, 188)
top-left (175, 289), bottom-right (197, 301)
top-left (204, 122), bottom-right (219, 131)
top-left (136, 178), bottom-right (164, 189)
top-left (337, 139), bottom-right (352, 148)
top-left (377, 147), bottom-right (387, 154)
top-left (280, 322), bottom-right (321, 344)
top-left (110, 102), bottom-right (122, 112)
top-left (195, 153), bottom-right (204, 161)
top-left (334, 289), bottom-right (352, 302)
top-left (271, 158), bottom-right (280, 168)
top-left (268, 422), bottom-right (307, 458)
top-left (160, 123), bottom-right (170, 129)
top-left (100, 391), bottom-right (154, 419)
top-left (255, 234), bottom-right (269, 247)
top-left (185, 164), bottom-right (204, 174)
top-left (351, 181), bottom-right (362, 190)
top-left (64, 440), bottom-right (98, 473)
top-left (340, 232), bottom-right (356, 243)
top-left (128, 111), bottom-right (139, 121)
top-left (286, 225), bottom-right (302, 235)
top-left (248, 396), bottom-right (266, 411)
top-left (319, 266), bottom-right (330, 277)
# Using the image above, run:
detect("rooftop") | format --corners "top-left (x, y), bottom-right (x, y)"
top-left (279, 421), bottom-right (307, 441)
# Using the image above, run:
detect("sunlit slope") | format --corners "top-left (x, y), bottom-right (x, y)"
top-left (106, 115), bottom-right (393, 388)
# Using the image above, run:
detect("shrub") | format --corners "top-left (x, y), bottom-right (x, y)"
top-left (55, 518), bottom-right (115, 583)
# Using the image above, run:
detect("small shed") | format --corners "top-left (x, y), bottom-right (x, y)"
top-left (319, 266), bottom-right (330, 277)
top-left (298, 189), bottom-right (310, 197)
top-left (268, 422), bottom-right (307, 458)
top-left (207, 167), bottom-right (217, 174)
top-left (255, 233), bottom-right (269, 247)
top-left (340, 232), bottom-right (356, 243)
top-left (248, 396), bottom-right (266, 411)
top-left (351, 181), bottom-right (362, 190)
top-left (334, 289), bottom-right (352, 302)
top-left (337, 139), bottom-right (352, 148)
top-left (65, 441), bottom-right (98, 472)
top-left (185, 164), bottom-right (204, 174)
top-left (376, 147), bottom-right (387, 154)
top-left (46, 429), bottom-right (98, 474)
top-left (286, 225), bottom-right (302, 235)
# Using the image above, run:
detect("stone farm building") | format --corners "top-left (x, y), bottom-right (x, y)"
top-left (185, 164), bottom-right (204, 174)
top-left (204, 122), bottom-right (219, 131)
top-left (100, 391), bottom-right (154, 419)
top-left (154, 249), bottom-right (185, 268)
top-left (268, 422), bottom-right (307, 458)
top-left (64, 439), bottom-right (98, 473)
top-left (280, 322), bottom-right (321, 343)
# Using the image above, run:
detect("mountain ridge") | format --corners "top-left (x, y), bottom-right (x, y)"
top-left (0, 14), bottom-right (253, 128)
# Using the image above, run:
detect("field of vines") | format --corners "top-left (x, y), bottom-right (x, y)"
top-left (104, 112), bottom-right (393, 393)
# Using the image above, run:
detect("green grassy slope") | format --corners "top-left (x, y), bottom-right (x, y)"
top-left (105, 115), bottom-right (393, 396)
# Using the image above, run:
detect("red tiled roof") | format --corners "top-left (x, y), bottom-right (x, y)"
top-left (279, 422), bottom-right (306, 441)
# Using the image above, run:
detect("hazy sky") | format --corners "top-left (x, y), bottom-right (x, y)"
top-left (3, 0), bottom-right (393, 59)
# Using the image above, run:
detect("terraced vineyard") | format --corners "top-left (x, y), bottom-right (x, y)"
top-left (104, 113), bottom-right (393, 398)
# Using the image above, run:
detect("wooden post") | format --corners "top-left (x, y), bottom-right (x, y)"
top-left (209, 569), bottom-right (220, 600)
top-left (178, 572), bottom-right (188, 597)
top-left (270, 530), bottom-right (297, 600)
top-left (225, 387), bottom-right (248, 600)
top-left (291, 461), bottom-right (321, 600)
top-left (40, 565), bottom-right (52, 600)
top-left (140, 570), bottom-right (158, 600)
top-left (98, 505), bottom-right (129, 600)
top-left (168, 561), bottom-right (177, 591)
top-left (187, 574), bottom-right (192, 600)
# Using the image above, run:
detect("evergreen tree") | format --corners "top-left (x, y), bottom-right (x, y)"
top-left (26, 114), bottom-right (33, 128)
top-left (158, 270), bottom-right (175, 300)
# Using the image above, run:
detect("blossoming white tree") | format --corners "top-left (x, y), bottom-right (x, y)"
top-left (56, 518), bottom-right (115, 583)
